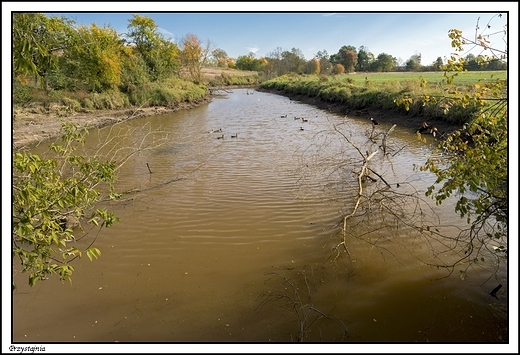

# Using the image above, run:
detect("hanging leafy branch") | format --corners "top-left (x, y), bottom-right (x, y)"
top-left (12, 120), bottom-right (171, 288)
top-left (397, 14), bottom-right (508, 269)
top-left (12, 123), bottom-right (120, 287)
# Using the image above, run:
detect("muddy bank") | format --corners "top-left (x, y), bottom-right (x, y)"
top-left (12, 97), bottom-right (212, 151)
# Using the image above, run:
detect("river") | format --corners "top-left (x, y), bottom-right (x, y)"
top-left (11, 89), bottom-right (508, 348)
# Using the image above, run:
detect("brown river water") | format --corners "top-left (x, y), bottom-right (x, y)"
top-left (11, 89), bottom-right (508, 348)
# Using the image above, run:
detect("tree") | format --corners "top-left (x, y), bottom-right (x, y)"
top-left (330, 45), bottom-right (357, 73)
top-left (314, 50), bottom-right (331, 74)
top-left (463, 53), bottom-right (480, 71)
top-left (211, 48), bottom-right (228, 67)
top-left (332, 63), bottom-right (345, 75)
top-left (404, 52), bottom-right (422, 71)
top-left (61, 23), bottom-right (124, 92)
top-left (370, 53), bottom-right (396, 72)
top-left (305, 58), bottom-right (320, 75)
top-left (179, 33), bottom-right (212, 83)
top-left (281, 48), bottom-right (306, 74)
top-left (12, 13), bottom-right (75, 90)
top-left (264, 47), bottom-right (284, 77)
top-left (125, 15), bottom-right (180, 81)
top-left (235, 55), bottom-right (255, 71)
top-left (356, 46), bottom-right (374, 72)
top-left (410, 52), bottom-right (422, 65)
top-left (433, 57), bottom-right (444, 70)
top-left (415, 14), bottom-right (508, 273)
top-left (405, 58), bottom-right (421, 71)
top-left (118, 43), bottom-right (151, 96)
top-left (235, 55), bottom-right (266, 72)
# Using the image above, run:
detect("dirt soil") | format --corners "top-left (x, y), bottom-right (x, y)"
top-left (12, 89), bottom-right (462, 151)
top-left (12, 97), bottom-right (212, 150)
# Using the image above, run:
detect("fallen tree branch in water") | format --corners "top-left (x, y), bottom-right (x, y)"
top-left (340, 150), bottom-right (377, 252)
top-left (381, 124), bottom-right (397, 155)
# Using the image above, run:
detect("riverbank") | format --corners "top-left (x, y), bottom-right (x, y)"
top-left (12, 96), bottom-right (213, 150)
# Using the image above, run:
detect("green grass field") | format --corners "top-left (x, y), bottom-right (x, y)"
top-left (341, 70), bottom-right (507, 86)
top-left (260, 70), bottom-right (507, 124)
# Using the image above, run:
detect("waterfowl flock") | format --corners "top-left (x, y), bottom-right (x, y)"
top-left (209, 107), bottom-right (397, 142)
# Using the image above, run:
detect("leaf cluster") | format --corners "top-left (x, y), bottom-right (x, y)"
top-left (12, 122), bottom-right (120, 287)
top-left (415, 14), bottom-right (508, 261)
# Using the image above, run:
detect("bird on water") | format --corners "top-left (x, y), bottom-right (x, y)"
top-left (370, 117), bottom-right (379, 126)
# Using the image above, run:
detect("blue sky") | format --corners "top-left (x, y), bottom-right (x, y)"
top-left (4, 2), bottom-right (517, 66)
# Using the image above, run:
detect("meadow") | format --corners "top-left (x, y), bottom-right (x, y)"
top-left (347, 70), bottom-right (506, 86)
top-left (260, 70), bottom-right (508, 125)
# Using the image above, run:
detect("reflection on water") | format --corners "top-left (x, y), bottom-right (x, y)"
top-left (12, 89), bottom-right (507, 344)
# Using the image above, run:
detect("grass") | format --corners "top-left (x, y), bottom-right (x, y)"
top-left (260, 71), bottom-right (507, 125)
top-left (341, 71), bottom-right (506, 86)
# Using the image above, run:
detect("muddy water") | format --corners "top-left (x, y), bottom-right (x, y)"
top-left (12, 89), bottom-right (507, 344)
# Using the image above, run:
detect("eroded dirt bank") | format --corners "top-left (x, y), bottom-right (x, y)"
top-left (12, 97), bottom-right (212, 150)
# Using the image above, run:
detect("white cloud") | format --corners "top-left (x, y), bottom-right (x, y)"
top-left (157, 27), bottom-right (174, 39)
top-left (246, 46), bottom-right (259, 54)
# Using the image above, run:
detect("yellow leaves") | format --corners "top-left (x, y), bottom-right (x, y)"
top-left (415, 131), bottom-right (427, 144)
top-left (86, 248), bottom-right (101, 261)
top-left (394, 96), bottom-right (413, 111)
top-left (128, 14), bottom-right (158, 32)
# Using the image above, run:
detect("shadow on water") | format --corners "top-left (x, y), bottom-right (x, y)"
top-left (12, 89), bottom-right (508, 344)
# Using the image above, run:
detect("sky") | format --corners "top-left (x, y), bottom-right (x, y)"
top-left (4, 2), bottom-right (517, 66)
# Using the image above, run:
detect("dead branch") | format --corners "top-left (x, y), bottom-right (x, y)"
top-left (381, 124), bottom-right (397, 155)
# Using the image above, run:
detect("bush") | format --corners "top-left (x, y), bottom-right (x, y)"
top-left (13, 78), bottom-right (33, 106)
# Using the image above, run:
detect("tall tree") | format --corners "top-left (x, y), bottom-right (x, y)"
top-left (330, 45), bottom-right (358, 73)
top-left (179, 33), bottom-right (212, 83)
top-left (370, 53), bottom-right (396, 72)
top-left (433, 57), bottom-right (444, 70)
top-left (356, 46), bottom-right (374, 72)
top-left (305, 58), bottom-right (320, 75)
top-left (61, 23), bottom-right (124, 92)
top-left (12, 13), bottom-right (75, 90)
top-left (281, 48), bottom-right (306, 74)
top-left (405, 52), bottom-right (422, 71)
top-left (211, 48), bottom-right (228, 67)
top-left (314, 50), bottom-right (331, 74)
top-left (264, 47), bottom-right (284, 77)
top-left (125, 15), bottom-right (180, 81)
